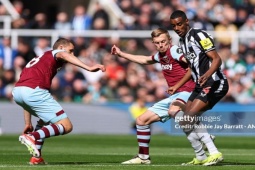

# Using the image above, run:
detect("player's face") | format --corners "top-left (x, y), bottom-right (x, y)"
top-left (170, 17), bottom-right (189, 38)
top-left (152, 34), bottom-right (170, 53)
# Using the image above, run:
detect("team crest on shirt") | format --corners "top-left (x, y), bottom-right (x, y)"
top-left (200, 38), bottom-right (213, 50)
top-left (162, 55), bottom-right (170, 63)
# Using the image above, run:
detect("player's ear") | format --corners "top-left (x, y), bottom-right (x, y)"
top-left (58, 45), bottom-right (64, 50)
top-left (169, 36), bottom-right (172, 42)
top-left (185, 19), bottom-right (189, 25)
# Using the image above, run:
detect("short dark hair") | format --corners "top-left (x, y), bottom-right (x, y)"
top-left (170, 10), bottom-right (187, 20)
top-left (53, 38), bottom-right (73, 49)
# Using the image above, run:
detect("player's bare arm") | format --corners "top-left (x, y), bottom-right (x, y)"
top-left (23, 110), bottom-right (34, 134)
top-left (111, 45), bottom-right (155, 65)
top-left (181, 56), bottom-right (188, 63)
top-left (167, 68), bottom-right (192, 95)
top-left (198, 50), bottom-right (222, 86)
top-left (56, 51), bottom-right (106, 72)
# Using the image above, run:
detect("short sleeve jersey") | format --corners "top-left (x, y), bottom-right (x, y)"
top-left (152, 45), bottom-right (195, 93)
top-left (178, 28), bottom-right (227, 86)
top-left (15, 50), bottom-right (66, 90)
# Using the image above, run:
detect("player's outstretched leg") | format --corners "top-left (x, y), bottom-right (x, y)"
top-left (122, 125), bottom-right (151, 164)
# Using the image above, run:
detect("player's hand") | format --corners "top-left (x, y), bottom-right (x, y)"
top-left (198, 74), bottom-right (209, 86)
top-left (111, 45), bottom-right (121, 56)
top-left (23, 124), bottom-right (34, 134)
top-left (90, 64), bottom-right (106, 72)
top-left (167, 86), bottom-right (177, 95)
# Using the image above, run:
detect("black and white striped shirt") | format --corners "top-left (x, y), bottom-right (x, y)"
top-left (178, 28), bottom-right (226, 86)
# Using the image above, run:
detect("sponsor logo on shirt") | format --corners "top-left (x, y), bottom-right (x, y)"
top-left (200, 38), bottom-right (213, 50)
top-left (161, 64), bottom-right (172, 70)
top-left (186, 52), bottom-right (196, 60)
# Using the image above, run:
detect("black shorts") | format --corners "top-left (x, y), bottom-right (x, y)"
top-left (188, 79), bottom-right (229, 109)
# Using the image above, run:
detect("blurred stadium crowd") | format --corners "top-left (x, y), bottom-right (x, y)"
top-left (0, 0), bottom-right (255, 104)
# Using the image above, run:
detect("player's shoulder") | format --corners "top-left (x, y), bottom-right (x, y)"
top-left (192, 27), bottom-right (204, 33)
top-left (191, 28), bottom-right (211, 36)
top-left (170, 45), bottom-right (183, 55)
top-left (189, 28), bottom-right (214, 43)
top-left (52, 49), bottom-right (66, 57)
top-left (170, 44), bottom-right (178, 49)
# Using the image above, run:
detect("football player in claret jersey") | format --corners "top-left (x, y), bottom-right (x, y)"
top-left (12, 38), bottom-right (105, 165)
top-left (111, 27), bottom-right (214, 165)
top-left (170, 10), bottom-right (229, 165)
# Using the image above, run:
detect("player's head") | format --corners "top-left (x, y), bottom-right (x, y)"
top-left (170, 10), bottom-right (190, 38)
top-left (151, 27), bottom-right (172, 53)
top-left (53, 38), bottom-right (74, 54)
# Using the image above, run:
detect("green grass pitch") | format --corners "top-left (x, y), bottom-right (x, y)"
top-left (0, 134), bottom-right (254, 170)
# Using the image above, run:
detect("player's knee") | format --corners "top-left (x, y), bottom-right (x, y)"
top-left (57, 118), bottom-right (73, 134)
top-left (63, 123), bottom-right (73, 134)
top-left (176, 114), bottom-right (194, 135)
top-left (136, 116), bottom-right (148, 126)
top-left (136, 117), bottom-right (144, 125)
top-left (171, 100), bottom-right (186, 112)
top-left (168, 108), bottom-right (180, 118)
top-left (169, 104), bottom-right (182, 118)
top-left (180, 120), bottom-right (194, 134)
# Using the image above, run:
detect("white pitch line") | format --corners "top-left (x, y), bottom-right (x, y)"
top-left (1, 153), bottom-right (255, 156)
top-left (0, 164), bottom-right (255, 168)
